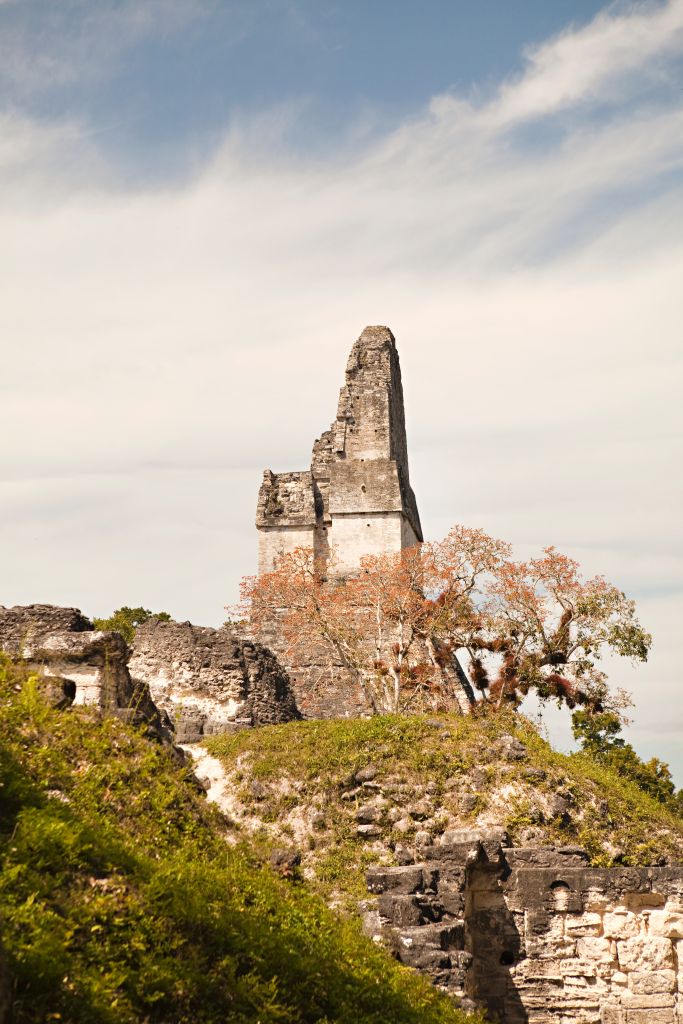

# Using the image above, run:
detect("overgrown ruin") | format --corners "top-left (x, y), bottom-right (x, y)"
top-left (366, 830), bottom-right (683, 1024)
top-left (2, 331), bottom-right (682, 1024)
top-left (254, 325), bottom-right (429, 717)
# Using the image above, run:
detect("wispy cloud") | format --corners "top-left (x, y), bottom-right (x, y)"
top-left (1, 1), bottom-right (682, 773)
top-left (0, 0), bottom-right (231, 94)
top-left (488, 0), bottom-right (683, 124)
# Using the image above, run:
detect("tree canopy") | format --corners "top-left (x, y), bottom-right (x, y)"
top-left (241, 525), bottom-right (650, 718)
top-left (93, 606), bottom-right (171, 644)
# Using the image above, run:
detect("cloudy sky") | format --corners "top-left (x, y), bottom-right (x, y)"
top-left (1, 0), bottom-right (681, 777)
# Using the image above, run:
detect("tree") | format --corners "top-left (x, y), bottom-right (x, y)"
top-left (478, 547), bottom-right (650, 714)
top-left (572, 709), bottom-right (682, 810)
top-left (93, 606), bottom-right (171, 644)
top-left (240, 526), bottom-right (651, 719)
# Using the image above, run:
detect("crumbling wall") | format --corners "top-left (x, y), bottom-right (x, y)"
top-left (256, 470), bottom-right (320, 575)
top-left (0, 604), bottom-right (169, 740)
top-left (129, 618), bottom-right (301, 742)
top-left (365, 831), bottom-right (683, 1023)
top-left (502, 854), bottom-right (683, 1024)
top-left (256, 325), bottom-right (422, 576)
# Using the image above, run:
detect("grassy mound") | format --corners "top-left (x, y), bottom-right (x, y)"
top-left (0, 659), bottom-right (479, 1024)
top-left (206, 711), bottom-right (683, 908)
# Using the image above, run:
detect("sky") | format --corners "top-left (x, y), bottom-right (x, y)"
top-left (1, 1), bottom-right (682, 778)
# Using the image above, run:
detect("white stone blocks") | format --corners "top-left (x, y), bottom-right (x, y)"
top-left (649, 907), bottom-right (683, 939)
top-left (603, 912), bottom-right (641, 940)
top-left (618, 935), bottom-right (674, 972)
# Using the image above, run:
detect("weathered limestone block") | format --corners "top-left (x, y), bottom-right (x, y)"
top-left (576, 936), bottom-right (618, 966)
top-left (618, 936), bottom-right (674, 972)
top-left (130, 618), bottom-right (300, 740)
top-left (649, 906), bottom-right (683, 939)
top-left (604, 911), bottom-right (641, 939)
top-left (565, 911), bottom-right (603, 936)
top-left (623, 992), bottom-right (676, 1006)
top-left (624, 1009), bottom-right (676, 1024)
top-left (628, 971), bottom-right (676, 994)
top-left (366, 865), bottom-right (425, 895)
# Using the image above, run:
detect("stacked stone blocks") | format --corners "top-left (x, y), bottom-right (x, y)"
top-left (366, 831), bottom-right (683, 1023)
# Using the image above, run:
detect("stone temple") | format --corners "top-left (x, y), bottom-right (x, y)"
top-left (256, 325), bottom-right (422, 577)
top-left (253, 325), bottom-right (433, 718)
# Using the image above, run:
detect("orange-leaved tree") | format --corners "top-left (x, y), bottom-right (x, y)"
top-left (479, 547), bottom-right (649, 712)
top-left (238, 527), bottom-right (650, 717)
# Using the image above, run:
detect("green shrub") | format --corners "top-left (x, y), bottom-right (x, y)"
top-left (92, 607), bottom-right (171, 644)
top-left (0, 658), bottom-right (478, 1024)
top-left (572, 709), bottom-right (683, 808)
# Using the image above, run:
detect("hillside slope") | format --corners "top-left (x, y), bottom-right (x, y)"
top-left (205, 711), bottom-right (683, 910)
top-left (0, 659), bottom-right (479, 1024)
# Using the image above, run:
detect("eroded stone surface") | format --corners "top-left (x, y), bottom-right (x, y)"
top-left (256, 325), bottom-right (422, 578)
top-left (253, 326), bottom-right (475, 719)
top-left (129, 617), bottom-right (300, 741)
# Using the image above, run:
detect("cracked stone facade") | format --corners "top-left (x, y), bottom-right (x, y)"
top-left (254, 325), bottom-right (428, 718)
top-left (0, 605), bottom-right (300, 745)
top-left (365, 830), bottom-right (683, 1023)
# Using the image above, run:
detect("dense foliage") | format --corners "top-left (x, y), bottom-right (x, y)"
top-left (0, 658), bottom-right (478, 1024)
top-left (572, 709), bottom-right (683, 812)
top-left (92, 606), bottom-right (171, 644)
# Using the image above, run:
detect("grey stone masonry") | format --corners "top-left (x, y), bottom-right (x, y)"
top-left (365, 831), bottom-right (683, 1023)
top-left (0, 604), bottom-right (300, 745)
top-left (256, 326), bottom-right (422, 576)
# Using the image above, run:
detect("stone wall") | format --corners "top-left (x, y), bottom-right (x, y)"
top-left (365, 830), bottom-right (683, 1024)
top-left (256, 470), bottom-right (318, 574)
top-left (129, 618), bottom-right (301, 742)
top-left (325, 510), bottom-right (406, 574)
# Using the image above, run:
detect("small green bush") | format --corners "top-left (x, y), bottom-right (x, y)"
top-left (92, 607), bottom-right (171, 644)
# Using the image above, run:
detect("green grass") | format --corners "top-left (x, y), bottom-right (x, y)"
top-left (207, 709), bottom-right (683, 901)
top-left (515, 719), bottom-right (683, 864)
top-left (208, 714), bottom-right (474, 788)
top-left (0, 659), bottom-right (480, 1024)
